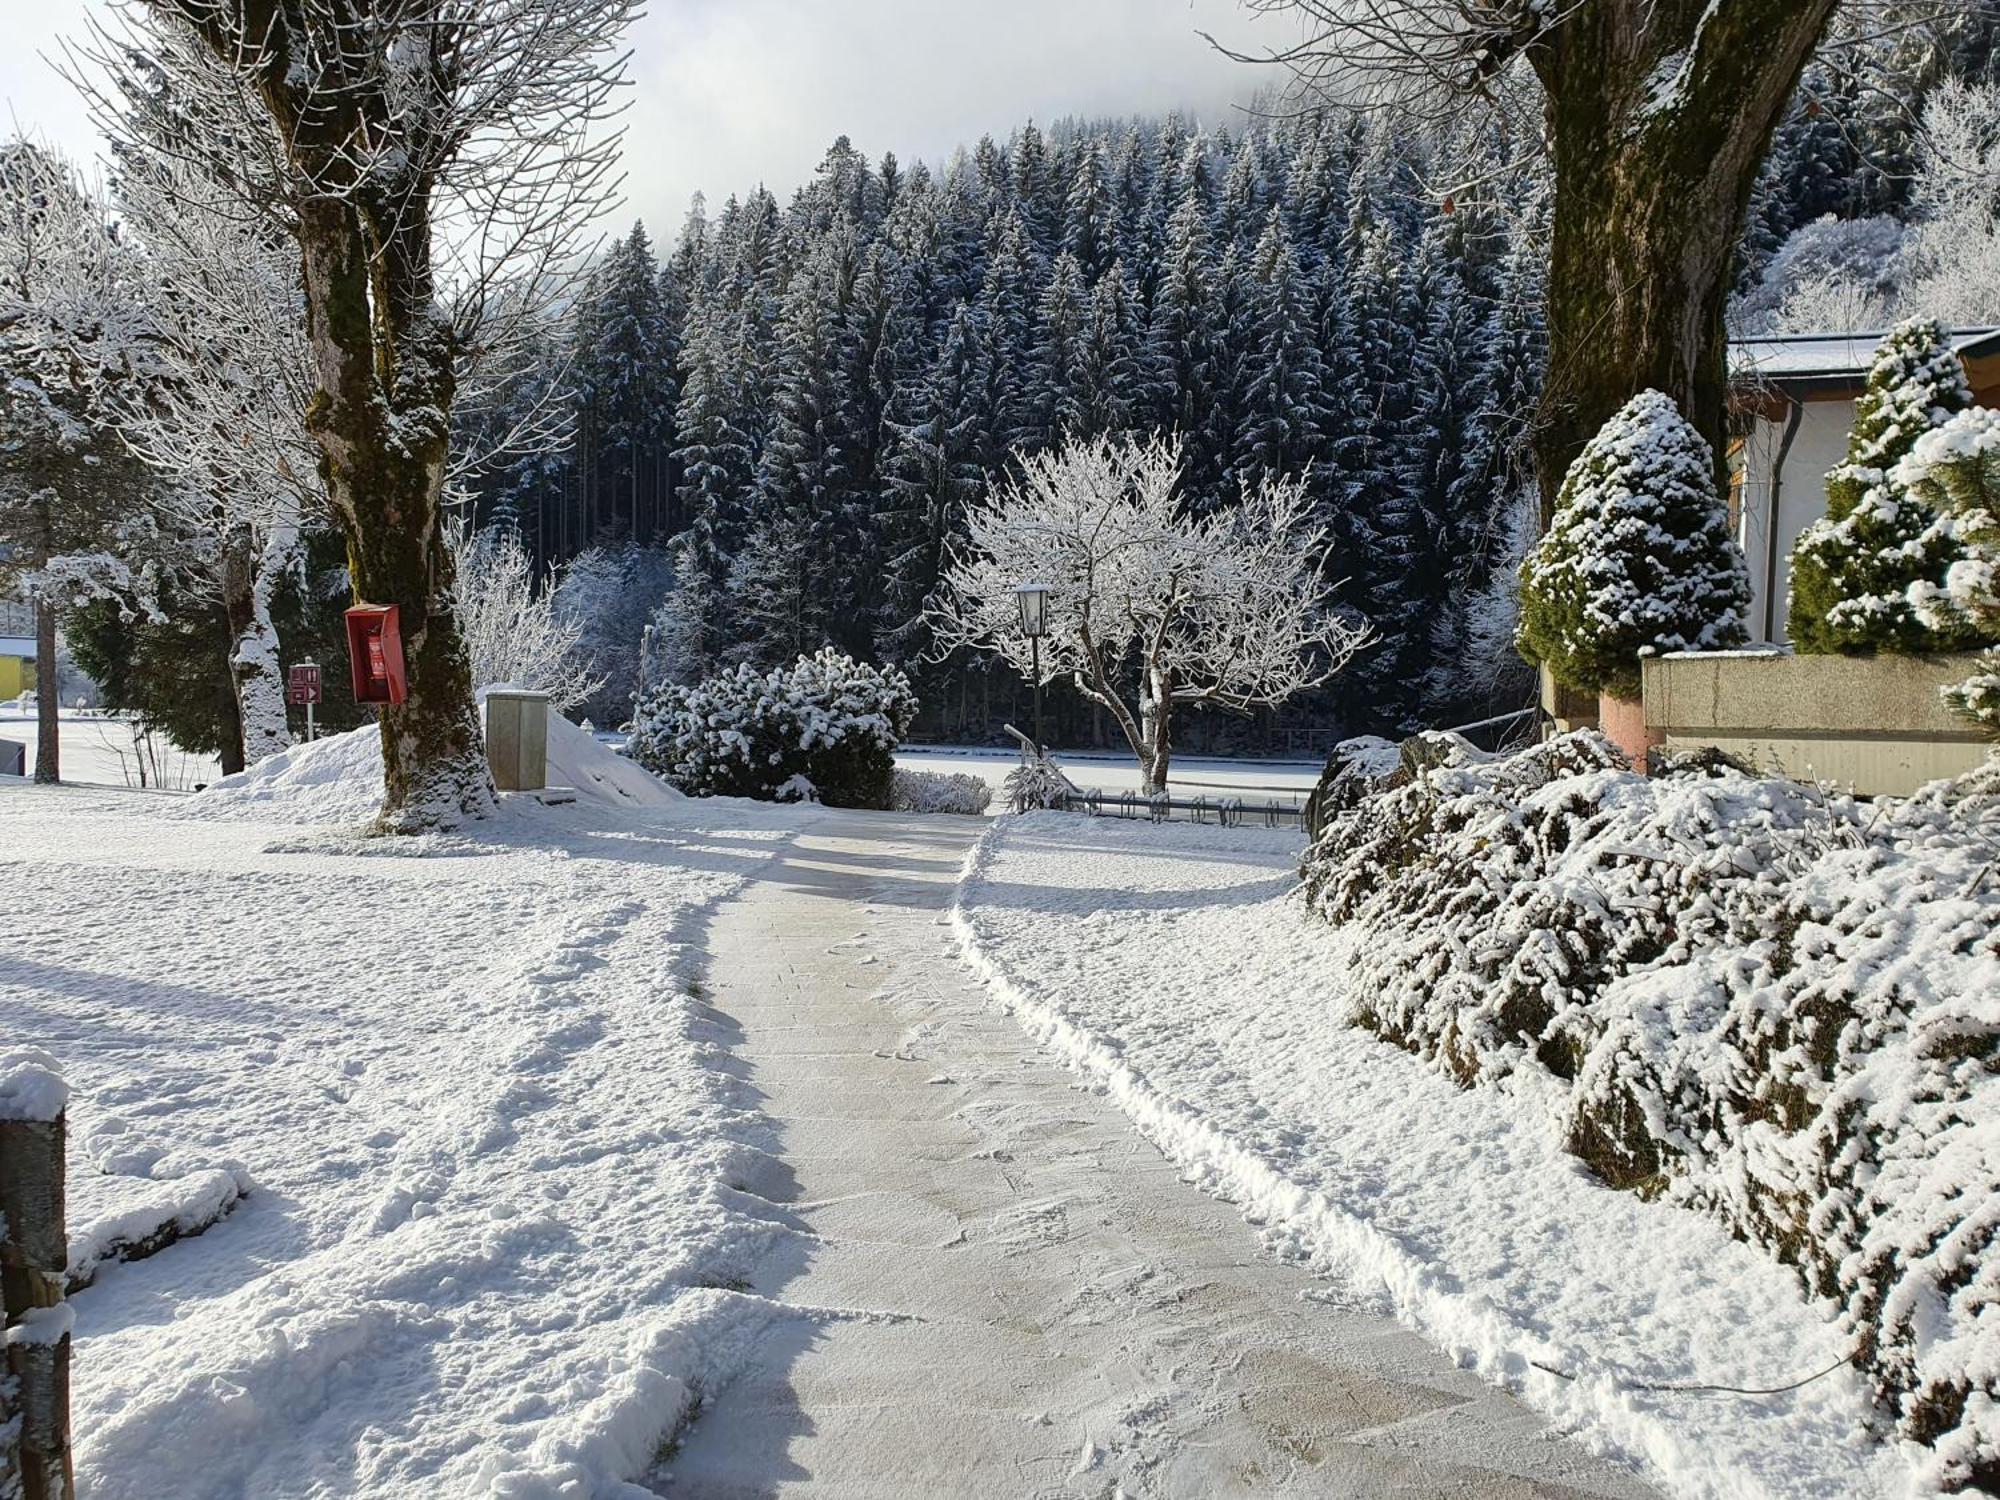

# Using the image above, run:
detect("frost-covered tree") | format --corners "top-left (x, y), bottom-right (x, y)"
top-left (1788, 320), bottom-right (1984, 655)
top-left (0, 141), bottom-right (161, 785)
top-left (1518, 390), bottom-right (1750, 701)
top-left (87, 0), bottom-right (639, 830)
top-left (928, 432), bottom-right (1370, 791)
top-left (551, 541), bottom-right (672, 723)
top-left (444, 520), bottom-right (601, 712)
top-left (643, 533), bottom-right (728, 688)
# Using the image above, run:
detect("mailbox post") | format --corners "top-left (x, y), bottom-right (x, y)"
top-left (286, 661), bottom-right (322, 740)
top-left (343, 605), bottom-right (407, 706)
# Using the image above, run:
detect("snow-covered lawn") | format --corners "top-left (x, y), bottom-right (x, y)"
top-left (895, 743), bottom-right (1323, 806)
top-left (952, 812), bottom-right (1910, 1500)
top-left (0, 709), bottom-right (223, 789)
top-left (0, 738), bottom-right (802, 1497)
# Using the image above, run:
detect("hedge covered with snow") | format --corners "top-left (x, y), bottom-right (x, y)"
top-left (1301, 734), bottom-right (2000, 1492)
top-left (890, 766), bottom-right (992, 816)
top-left (625, 648), bottom-right (917, 808)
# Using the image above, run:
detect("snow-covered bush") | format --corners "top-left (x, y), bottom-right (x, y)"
top-left (1301, 735), bottom-right (2000, 1490)
top-left (625, 648), bottom-right (917, 807)
top-left (889, 766), bottom-right (992, 816)
top-left (1002, 753), bottom-right (1080, 814)
top-left (1740, 213), bottom-right (1906, 333)
top-left (1517, 390), bottom-right (1749, 700)
top-left (445, 519), bottom-right (602, 712)
top-left (1894, 408), bottom-right (2000, 731)
top-left (1788, 320), bottom-right (1989, 656)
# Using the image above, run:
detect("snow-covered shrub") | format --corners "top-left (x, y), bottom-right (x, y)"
top-left (1002, 753), bottom-right (1079, 814)
top-left (1788, 320), bottom-right (1989, 656)
top-left (1517, 391), bottom-right (1749, 700)
top-left (1894, 408), bottom-right (2000, 731)
top-left (445, 519), bottom-right (602, 712)
top-left (1301, 735), bottom-right (2000, 1489)
top-left (625, 648), bottom-right (917, 808)
top-left (890, 766), bottom-right (992, 816)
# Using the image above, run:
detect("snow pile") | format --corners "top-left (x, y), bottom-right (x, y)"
top-left (65, 1165), bottom-right (246, 1291)
top-left (955, 811), bottom-right (1908, 1499)
top-left (889, 766), bottom-right (992, 816)
top-left (626, 648), bottom-right (917, 807)
top-left (180, 708), bottom-right (681, 825)
top-left (1301, 733), bottom-right (2000, 1492)
top-left (0, 1047), bottom-right (68, 1121)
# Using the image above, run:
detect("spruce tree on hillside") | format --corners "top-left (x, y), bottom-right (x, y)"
top-left (1232, 214), bottom-right (1327, 495)
top-left (1074, 262), bottom-right (1147, 440)
top-left (878, 302), bottom-right (990, 670)
top-left (569, 221), bottom-right (677, 542)
top-left (1788, 319), bottom-right (1986, 655)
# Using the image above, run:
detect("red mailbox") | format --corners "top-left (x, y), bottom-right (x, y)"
top-left (344, 604), bottom-right (408, 705)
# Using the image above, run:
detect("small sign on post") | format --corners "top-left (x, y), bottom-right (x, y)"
top-left (287, 661), bottom-right (322, 741)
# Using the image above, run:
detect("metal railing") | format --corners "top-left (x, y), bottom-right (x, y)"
top-left (1057, 787), bottom-right (1306, 829)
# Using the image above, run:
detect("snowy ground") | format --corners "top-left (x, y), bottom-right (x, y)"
top-left (0, 744), bottom-right (808, 1497)
top-left (894, 743), bottom-right (1323, 807)
top-left (952, 813), bottom-right (1912, 1500)
top-left (0, 709), bottom-right (224, 789)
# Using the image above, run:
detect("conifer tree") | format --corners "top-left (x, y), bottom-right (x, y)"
top-left (1789, 319), bottom-right (1986, 655)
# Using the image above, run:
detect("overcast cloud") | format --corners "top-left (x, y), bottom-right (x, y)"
top-left (1, 0), bottom-right (1291, 240)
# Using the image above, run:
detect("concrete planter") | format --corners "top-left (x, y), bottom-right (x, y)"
top-left (1641, 649), bottom-right (1991, 795)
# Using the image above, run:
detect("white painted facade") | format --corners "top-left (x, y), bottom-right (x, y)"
top-left (1728, 327), bottom-right (2000, 644)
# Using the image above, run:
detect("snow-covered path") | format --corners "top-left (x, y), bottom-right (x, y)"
top-left (657, 809), bottom-right (1657, 1498)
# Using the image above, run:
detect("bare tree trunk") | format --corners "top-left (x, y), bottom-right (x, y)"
top-left (1137, 661), bottom-right (1172, 794)
top-left (1530, 0), bottom-right (1840, 512)
top-left (32, 599), bottom-right (57, 786)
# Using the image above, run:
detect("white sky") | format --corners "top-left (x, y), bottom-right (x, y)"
top-left (0, 0), bottom-right (1293, 242)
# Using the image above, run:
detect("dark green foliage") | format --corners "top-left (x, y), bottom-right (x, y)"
top-left (1788, 320), bottom-right (1989, 656)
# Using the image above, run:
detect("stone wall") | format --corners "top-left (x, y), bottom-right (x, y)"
top-left (1641, 649), bottom-right (1990, 794)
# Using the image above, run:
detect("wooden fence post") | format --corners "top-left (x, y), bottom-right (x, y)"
top-left (1, 1083), bottom-right (73, 1500)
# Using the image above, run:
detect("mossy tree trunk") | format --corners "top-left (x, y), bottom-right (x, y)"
top-left (1528, 0), bottom-right (1840, 514)
top-left (293, 195), bottom-right (491, 831)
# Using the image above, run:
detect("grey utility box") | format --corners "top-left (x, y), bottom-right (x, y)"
top-left (483, 690), bottom-right (549, 792)
top-left (0, 738), bottom-right (24, 776)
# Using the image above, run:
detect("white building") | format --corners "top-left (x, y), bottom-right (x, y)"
top-left (1727, 327), bottom-right (2000, 642)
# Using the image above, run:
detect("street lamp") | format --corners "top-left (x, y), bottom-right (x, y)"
top-left (1014, 582), bottom-right (1051, 757)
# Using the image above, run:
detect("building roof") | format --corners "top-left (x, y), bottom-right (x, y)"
top-left (1730, 326), bottom-right (2000, 402)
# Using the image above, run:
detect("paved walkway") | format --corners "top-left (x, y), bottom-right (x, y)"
top-left (658, 810), bottom-right (1659, 1499)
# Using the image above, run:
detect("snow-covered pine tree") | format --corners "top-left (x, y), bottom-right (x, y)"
top-left (1788, 319), bottom-right (1985, 655)
top-left (645, 532), bottom-right (729, 687)
top-left (1062, 141), bottom-right (1116, 282)
top-left (569, 221), bottom-right (677, 543)
top-left (1073, 262), bottom-right (1146, 440)
top-left (1518, 390), bottom-right (1751, 701)
top-left (877, 301), bottom-right (990, 671)
top-left (1231, 212), bottom-right (1327, 497)
top-left (1030, 251), bottom-right (1090, 448)
top-left (671, 293), bottom-right (756, 574)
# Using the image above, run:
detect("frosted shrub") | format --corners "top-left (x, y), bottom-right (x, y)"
top-left (1788, 320), bottom-right (1987, 656)
top-left (626, 648), bottom-right (916, 808)
top-left (889, 767), bottom-right (992, 816)
top-left (1517, 390), bottom-right (1749, 700)
top-left (1302, 737), bottom-right (2000, 1490)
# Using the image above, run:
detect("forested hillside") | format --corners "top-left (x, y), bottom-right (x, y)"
top-left (459, 113), bottom-right (1546, 740)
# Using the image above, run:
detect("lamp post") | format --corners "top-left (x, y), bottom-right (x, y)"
top-left (1014, 582), bottom-right (1051, 758)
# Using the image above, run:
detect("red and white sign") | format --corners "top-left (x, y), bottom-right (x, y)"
top-left (287, 663), bottom-right (323, 706)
